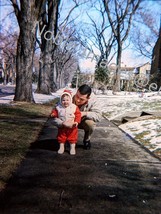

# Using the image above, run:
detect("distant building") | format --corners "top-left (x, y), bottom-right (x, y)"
top-left (109, 63), bottom-right (151, 91)
top-left (151, 17), bottom-right (161, 87)
top-left (135, 62), bottom-right (151, 79)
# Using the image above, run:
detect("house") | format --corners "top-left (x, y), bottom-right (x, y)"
top-left (135, 62), bottom-right (151, 78)
top-left (108, 63), bottom-right (151, 91)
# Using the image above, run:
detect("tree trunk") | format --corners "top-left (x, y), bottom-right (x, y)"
top-left (36, 51), bottom-right (51, 94)
top-left (36, 0), bottom-right (60, 94)
top-left (50, 61), bottom-right (57, 92)
top-left (14, 24), bottom-right (36, 102)
top-left (12, 0), bottom-right (46, 102)
top-left (113, 43), bottom-right (122, 93)
top-left (10, 0), bottom-right (61, 99)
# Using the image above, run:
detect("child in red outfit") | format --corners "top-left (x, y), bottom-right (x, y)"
top-left (51, 90), bottom-right (81, 155)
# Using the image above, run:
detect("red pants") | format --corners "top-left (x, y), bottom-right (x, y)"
top-left (57, 127), bottom-right (78, 144)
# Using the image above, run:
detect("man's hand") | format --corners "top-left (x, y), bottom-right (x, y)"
top-left (81, 112), bottom-right (87, 117)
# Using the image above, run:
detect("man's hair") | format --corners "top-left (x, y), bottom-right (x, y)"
top-left (78, 84), bottom-right (92, 98)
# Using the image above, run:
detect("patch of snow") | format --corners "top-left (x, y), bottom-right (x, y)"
top-left (119, 119), bottom-right (161, 153)
top-left (34, 93), bottom-right (56, 103)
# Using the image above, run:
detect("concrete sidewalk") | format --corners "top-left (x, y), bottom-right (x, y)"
top-left (0, 118), bottom-right (161, 214)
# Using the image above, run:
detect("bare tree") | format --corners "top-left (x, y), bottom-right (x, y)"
top-left (103, 0), bottom-right (141, 92)
top-left (54, 52), bottom-right (78, 88)
top-left (77, 1), bottom-right (116, 67)
top-left (10, 0), bottom-right (46, 102)
top-left (36, 0), bottom-right (85, 94)
top-left (55, 25), bottom-right (84, 88)
top-left (0, 31), bottom-right (17, 85)
top-left (36, 0), bottom-right (61, 94)
top-left (130, 9), bottom-right (159, 59)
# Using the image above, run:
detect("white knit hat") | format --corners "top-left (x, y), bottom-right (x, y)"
top-left (61, 89), bottom-right (73, 102)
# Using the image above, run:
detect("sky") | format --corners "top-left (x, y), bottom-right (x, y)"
top-left (0, 1), bottom-right (18, 33)
top-left (79, 49), bottom-right (150, 73)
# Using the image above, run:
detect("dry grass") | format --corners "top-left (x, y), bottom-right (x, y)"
top-left (0, 99), bottom-right (58, 191)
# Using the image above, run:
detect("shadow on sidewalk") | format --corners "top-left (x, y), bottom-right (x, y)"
top-left (30, 139), bottom-right (59, 152)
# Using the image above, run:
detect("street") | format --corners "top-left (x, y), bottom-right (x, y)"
top-left (0, 85), bottom-right (15, 98)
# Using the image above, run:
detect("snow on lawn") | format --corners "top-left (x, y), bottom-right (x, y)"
top-left (97, 91), bottom-right (161, 120)
top-left (96, 91), bottom-right (161, 159)
top-left (120, 119), bottom-right (161, 154)
top-left (34, 93), bottom-right (56, 103)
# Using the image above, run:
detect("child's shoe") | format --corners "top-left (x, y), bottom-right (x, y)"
top-left (58, 143), bottom-right (64, 154)
top-left (70, 144), bottom-right (76, 155)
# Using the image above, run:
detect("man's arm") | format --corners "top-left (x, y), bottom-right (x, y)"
top-left (84, 97), bottom-right (102, 122)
